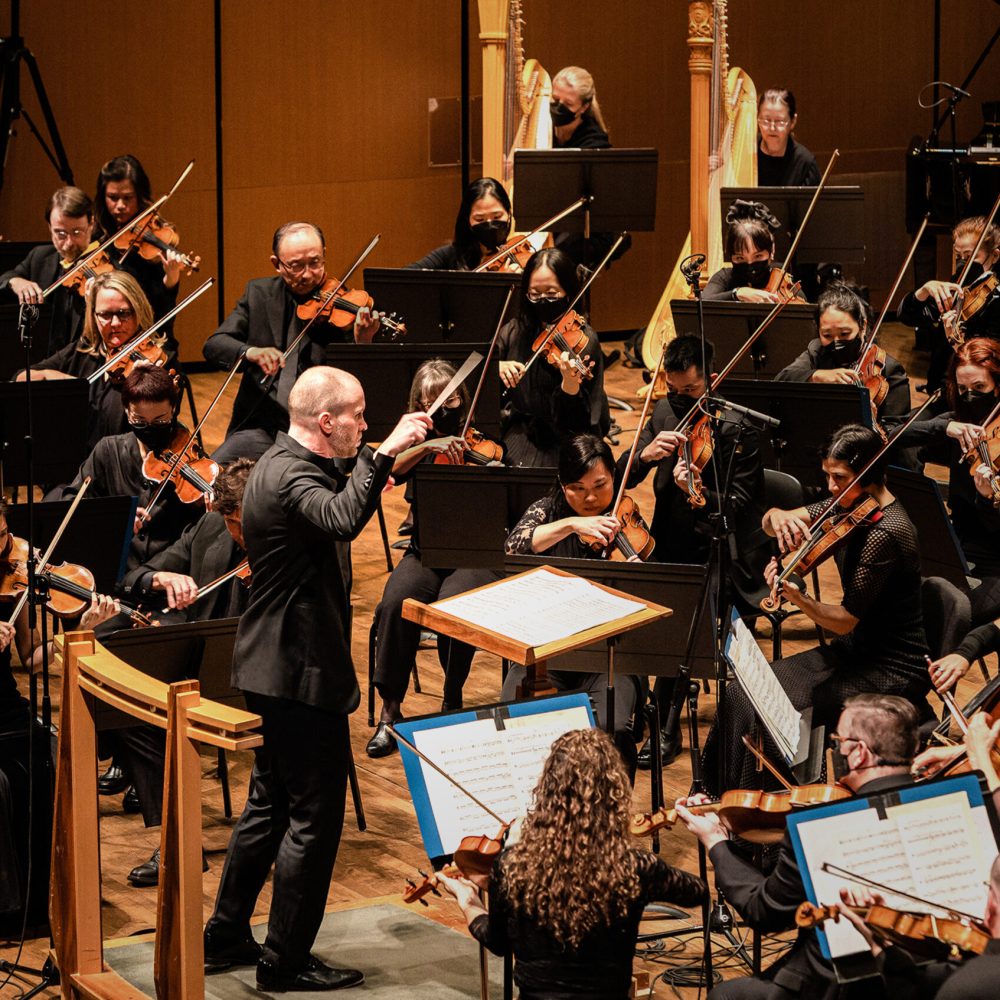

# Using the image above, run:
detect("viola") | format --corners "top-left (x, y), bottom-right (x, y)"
top-left (114, 213), bottom-right (201, 274)
top-left (854, 342), bottom-right (890, 441)
top-left (765, 267), bottom-right (807, 304)
top-left (960, 271), bottom-right (998, 324)
top-left (296, 275), bottom-right (406, 340)
top-left (141, 425), bottom-right (220, 507)
top-left (103, 337), bottom-right (170, 382)
top-left (453, 825), bottom-right (509, 878)
top-left (530, 309), bottom-right (593, 381)
top-left (433, 427), bottom-right (505, 467)
top-left (59, 242), bottom-right (115, 297)
top-left (606, 495), bottom-right (654, 561)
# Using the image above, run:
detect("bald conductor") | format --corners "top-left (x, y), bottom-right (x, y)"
top-left (204, 366), bottom-right (430, 992)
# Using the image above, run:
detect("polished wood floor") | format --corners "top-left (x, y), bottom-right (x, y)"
top-left (2, 322), bottom-right (990, 997)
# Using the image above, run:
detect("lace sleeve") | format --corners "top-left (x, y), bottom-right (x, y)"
top-left (505, 496), bottom-right (555, 554)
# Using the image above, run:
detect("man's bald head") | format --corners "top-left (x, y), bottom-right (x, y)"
top-left (287, 367), bottom-right (367, 458)
top-left (288, 367), bottom-right (360, 421)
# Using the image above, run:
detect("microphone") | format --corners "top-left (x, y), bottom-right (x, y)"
top-left (941, 82), bottom-right (971, 99)
top-left (706, 395), bottom-right (781, 429)
top-left (680, 253), bottom-right (706, 280)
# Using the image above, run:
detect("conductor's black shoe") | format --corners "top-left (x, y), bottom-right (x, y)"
top-left (365, 722), bottom-right (397, 759)
top-left (636, 728), bottom-right (684, 771)
top-left (98, 762), bottom-right (129, 795)
top-left (122, 785), bottom-right (141, 814)
top-left (256, 955), bottom-right (364, 992)
top-left (127, 846), bottom-right (209, 887)
top-left (204, 927), bottom-right (263, 972)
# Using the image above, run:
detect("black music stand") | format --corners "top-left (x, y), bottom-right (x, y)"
top-left (361, 269), bottom-right (519, 344)
top-left (4, 496), bottom-right (135, 592)
top-left (0, 380), bottom-right (90, 488)
top-left (0, 302), bottom-right (51, 378)
top-left (722, 381), bottom-right (874, 489)
top-left (720, 186), bottom-right (865, 264)
top-left (670, 300), bottom-right (817, 380)
top-left (887, 466), bottom-right (971, 590)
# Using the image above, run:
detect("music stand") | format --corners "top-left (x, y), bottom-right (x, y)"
top-left (670, 300), bottom-right (817, 380)
top-left (4, 496), bottom-right (135, 592)
top-left (0, 302), bottom-right (51, 378)
top-left (324, 343), bottom-right (501, 441)
top-left (720, 186), bottom-right (865, 264)
top-left (887, 466), bottom-right (971, 589)
top-left (0, 380), bottom-right (90, 487)
top-left (361, 269), bottom-right (520, 344)
top-left (413, 465), bottom-right (552, 570)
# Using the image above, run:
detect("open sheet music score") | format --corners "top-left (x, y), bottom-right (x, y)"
top-left (394, 694), bottom-right (595, 860)
top-left (787, 774), bottom-right (1000, 966)
top-left (724, 610), bottom-right (802, 762)
top-left (433, 567), bottom-right (647, 648)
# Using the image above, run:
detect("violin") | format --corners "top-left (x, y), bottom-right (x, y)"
top-left (796, 901), bottom-right (990, 960)
top-left (478, 238), bottom-right (535, 273)
top-left (944, 191), bottom-right (1000, 349)
top-left (605, 495), bottom-right (654, 561)
top-left (681, 411), bottom-right (716, 509)
top-left (296, 275), bottom-right (406, 340)
top-left (961, 398), bottom-right (1000, 507)
top-left (959, 271), bottom-right (998, 325)
top-left (433, 427), bottom-right (504, 467)
top-left (59, 242), bottom-right (115, 297)
top-left (403, 864), bottom-right (463, 905)
top-left (530, 310), bottom-right (593, 381)
top-left (103, 337), bottom-right (170, 382)
top-left (141, 425), bottom-right (220, 507)
top-left (114, 213), bottom-right (201, 274)
top-left (764, 268), bottom-right (807, 304)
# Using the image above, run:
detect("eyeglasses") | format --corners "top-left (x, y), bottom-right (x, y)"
top-left (277, 255), bottom-right (325, 275)
top-left (127, 416), bottom-right (173, 430)
top-left (829, 734), bottom-right (864, 750)
top-left (51, 227), bottom-right (90, 239)
top-left (758, 118), bottom-right (791, 131)
top-left (526, 292), bottom-right (565, 303)
top-left (95, 308), bottom-right (135, 323)
top-left (421, 393), bottom-right (462, 410)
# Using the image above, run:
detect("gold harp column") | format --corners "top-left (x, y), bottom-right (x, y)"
top-left (478, 0), bottom-right (511, 184)
top-left (688, 1), bottom-right (714, 257)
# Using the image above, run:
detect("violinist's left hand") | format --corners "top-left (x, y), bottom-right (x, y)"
top-left (555, 351), bottom-right (591, 394)
top-left (134, 507), bottom-right (150, 535)
top-left (353, 305), bottom-right (380, 344)
top-left (965, 713), bottom-right (1000, 790)
top-left (435, 871), bottom-right (489, 926)
top-left (674, 795), bottom-right (727, 850)
top-left (159, 248), bottom-right (185, 289)
top-left (81, 594), bottom-right (121, 630)
top-left (973, 463), bottom-right (998, 500)
top-left (0, 622), bottom-right (15, 654)
top-left (836, 888), bottom-right (885, 956)
top-left (672, 454), bottom-right (701, 492)
top-left (911, 742), bottom-right (964, 779)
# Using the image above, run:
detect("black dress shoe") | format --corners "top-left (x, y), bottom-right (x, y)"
top-left (122, 785), bottom-right (141, 814)
top-left (365, 722), bottom-right (397, 759)
top-left (127, 846), bottom-right (209, 887)
top-left (204, 926), bottom-right (263, 972)
top-left (636, 728), bottom-right (684, 771)
top-left (98, 762), bottom-right (130, 796)
top-left (256, 955), bottom-right (364, 993)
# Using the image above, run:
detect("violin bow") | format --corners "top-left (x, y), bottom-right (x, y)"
top-left (519, 233), bottom-right (627, 376)
top-left (473, 196), bottom-right (589, 272)
top-left (44, 159), bottom-right (195, 298)
top-left (8, 477), bottom-right (92, 626)
top-left (159, 558), bottom-right (249, 616)
top-left (261, 233), bottom-right (383, 391)
top-left (740, 733), bottom-right (795, 791)
top-left (88, 278), bottom-right (216, 384)
top-left (461, 286), bottom-right (514, 439)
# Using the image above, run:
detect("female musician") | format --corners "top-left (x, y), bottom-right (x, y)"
top-left (898, 215), bottom-right (1000, 393)
top-left (703, 200), bottom-right (783, 303)
top-left (95, 155), bottom-right (185, 327)
top-left (497, 248), bottom-right (608, 467)
top-left (367, 360), bottom-right (499, 759)
top-left (436, 729), bottom-right (706, 1000)
top-left (703, 424), bottom-right (930, 794)
top-left (775, 282), bottom-right (911, 422)
top-left (756, 88), bottom-right (821, 187)
top-left (15, 271), bottom-right (174, 451)
top-left (407, 177), bottom-right (514, 271)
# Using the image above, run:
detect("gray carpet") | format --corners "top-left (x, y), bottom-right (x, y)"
top-left (104, 903), bottom-right (505, 998)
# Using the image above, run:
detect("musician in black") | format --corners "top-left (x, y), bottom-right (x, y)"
top-left (203, 221), bottom-right (380, 463)
top-left (703, 200), bottom-right (784, 303)
top-left (756, 88), bottom-right (821, 187)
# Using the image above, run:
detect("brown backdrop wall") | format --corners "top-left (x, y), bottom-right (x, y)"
top-left (1, 1), bottom-right (997, 357)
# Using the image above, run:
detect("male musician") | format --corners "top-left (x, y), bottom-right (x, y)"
top-left (0, 187), bottom-right (95, 353)
top-left (204, 366), bottom-right (430, 991)
top-left (675, 693), bottom-right (920, 1000)
top-left (98, 459), bottom-right (255, 887)
top-left (618, 335), bottom-right (769, 767)
top-left (203, 222), bottom-right (381, 464)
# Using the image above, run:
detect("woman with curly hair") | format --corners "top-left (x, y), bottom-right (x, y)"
top-left (437, 729), bottom-right (706, 998)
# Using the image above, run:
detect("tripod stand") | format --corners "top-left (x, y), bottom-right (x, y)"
top-left (0, 0), bottom-right (73, 192)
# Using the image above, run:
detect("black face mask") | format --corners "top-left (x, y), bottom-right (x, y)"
top-left (816, 338), bottom-right (862, 369)
top-left (432, 406), bottom-right (464, 438)
top-left (470, 218), bottom-right (511, 251)
top-left (529, 296), bottom-right (567, 325)
top-left (130, 419), bottom-right (176, 453)
top-left (952, 260), bottom-right (985, 285)
top-left (550, 101), bottom-right (578, 127)
top-left (958, 388), bottom-right (998, 424)
top-left (666, 391), bottom-right (697, 420)
top-left (730, 260), bottom-right (771, 289)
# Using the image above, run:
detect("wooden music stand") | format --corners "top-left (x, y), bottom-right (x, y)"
top-left (402, 566), bottom-right (670, 726)
top-left (49, 630), bottom-right (263, 1000)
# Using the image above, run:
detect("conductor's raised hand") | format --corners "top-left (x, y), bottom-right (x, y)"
top-left (378, 411), bottom-right (433, 457)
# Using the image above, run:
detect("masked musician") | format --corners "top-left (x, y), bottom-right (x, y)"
top-left (704, 200), bottom-right (784, 303)
top-left (0, 186), bottom-right (94, 352)
top-left (203, 221), bottom-right (381, 464)
top-left (756, 88), bottom-right (821, 187)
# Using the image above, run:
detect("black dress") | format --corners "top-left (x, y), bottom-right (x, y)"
top-left (702, 498), bottom-right (930, 795)
top-left (757, 137), bottom-right (821, 186)
top-left (470, 848), bottom-right (706, 1000)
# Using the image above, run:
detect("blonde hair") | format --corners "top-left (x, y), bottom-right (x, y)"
top-left (80, 271), bottom-right (158, 355)
top-left (553, 66), bottom-right (608, 133)
top-left (953, 216), bottom-right (1000, 261)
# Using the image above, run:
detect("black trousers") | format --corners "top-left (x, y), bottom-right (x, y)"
top-left (373, 554), bottom-right (494, 706)
top-left (115, 724), bottom-right (167, 828)
top-left (206, 693), bottom-right (350, 972)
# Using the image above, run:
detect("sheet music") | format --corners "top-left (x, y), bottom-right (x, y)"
top-left (411, 704), bottom-right (592, 855)
top-left (434, 569), bottom-right (647, 648)
top-left (726, 612), bottom-right (801, 760)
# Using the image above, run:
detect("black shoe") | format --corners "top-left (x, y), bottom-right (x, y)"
top-left (365, 721), bottom-right (397, 759)
top-left (636, 728), bottom-right (684, 771)
top-left (204, 926), bottom-right (263, 972)
top-left (127, 846), bottom-right (209, 887)
top-left (98, 762), bottom-right (129, 796)
top-left (256, 955), bottom-right (364, 992)
top-left (122, 785), bottom-right (141, 814)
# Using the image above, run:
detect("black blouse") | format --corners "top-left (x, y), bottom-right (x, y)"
top-left (757, 137), bottom-right (821, 187)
